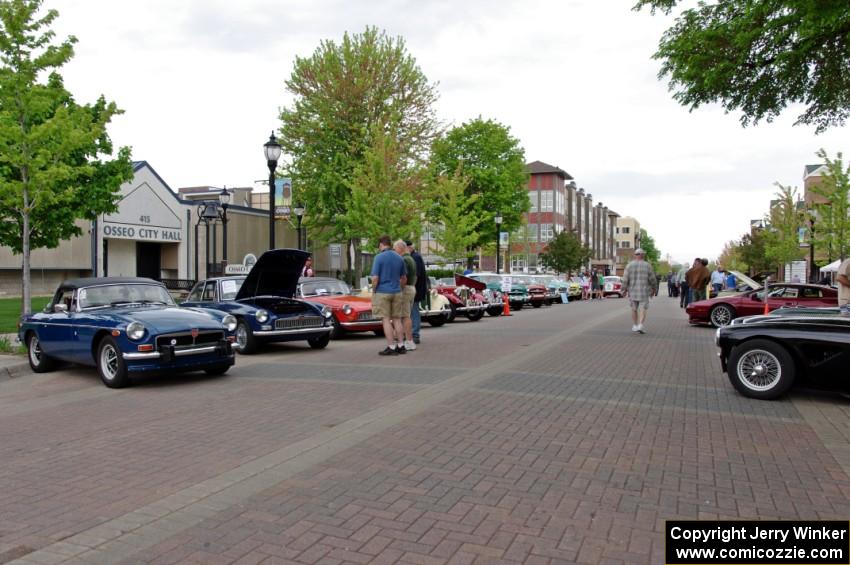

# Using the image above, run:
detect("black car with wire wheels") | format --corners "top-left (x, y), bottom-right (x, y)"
top-left (716, 309), bottom-right (850, 400)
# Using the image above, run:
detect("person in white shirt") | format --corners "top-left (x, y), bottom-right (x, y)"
top-left (710, 266), bottom-right (725, 296)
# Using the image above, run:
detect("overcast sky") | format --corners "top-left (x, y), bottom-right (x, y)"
top-left (51, 0), bottom-right (848, 264)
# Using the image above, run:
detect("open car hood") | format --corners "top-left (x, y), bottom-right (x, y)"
top-left (235, 248), bottom-right (308, 300)
top-left (731, 270), bottom-right (761, 291)
top-left (455, 274), bottom-right (486, 291)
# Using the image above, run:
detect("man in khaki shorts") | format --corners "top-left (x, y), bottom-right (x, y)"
top-left (370, 235), bottom-right (408, 355)
top-left (394, 240), bottom-right (417, 351)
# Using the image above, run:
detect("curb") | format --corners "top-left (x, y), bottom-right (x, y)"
top-left (0, 358), bottom-right (30, 381)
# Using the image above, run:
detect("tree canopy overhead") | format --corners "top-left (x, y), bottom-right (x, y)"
top-left (634, 0), bottom-right (850, 132)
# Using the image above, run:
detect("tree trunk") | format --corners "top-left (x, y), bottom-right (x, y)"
top-left (21, 189), bottom-right (31, 317)
top-left (353, 238), bottom-right (363, 290)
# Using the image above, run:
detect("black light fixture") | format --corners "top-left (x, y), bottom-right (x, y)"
top-left (294, 203), bottom-right (305, 250)
top-left (495, 213), bottom-right (503, 274)
top-left (219, 187), bottom-right (232, 265)
top-left (263, 132), bottom-right (282, 250)
top-left (198, 201), bottom-right (219, 276)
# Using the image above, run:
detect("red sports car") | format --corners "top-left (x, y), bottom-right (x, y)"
top-left (686, 281), bottom-right (837, 327)
top-left (297, 277), bottom-right (382, 338)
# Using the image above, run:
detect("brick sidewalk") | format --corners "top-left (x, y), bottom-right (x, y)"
top-left (3, 297), bottom-right (850, 564)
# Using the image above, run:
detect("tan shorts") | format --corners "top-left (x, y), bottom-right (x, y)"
top-left (372, 291), bottom-right (404, 319)
top-left (399, 286), bottom-right (415, 318)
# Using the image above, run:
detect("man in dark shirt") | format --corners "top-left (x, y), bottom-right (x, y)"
top-left (407, 240), bottom-right (428, 345)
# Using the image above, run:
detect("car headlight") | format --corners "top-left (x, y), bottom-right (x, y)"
top-left (126, 321), bottom-right (145, 341)
top-left (321, 306), bottom-right (333, 319)
top-left (222, 314), bottom-right (237, 332)
top-left (342, 304), bottom-right (353, 315)
top-left (255, 309), bottom-right (269, 323)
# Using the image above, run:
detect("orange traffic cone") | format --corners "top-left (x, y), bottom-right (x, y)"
top-left (502, 295), bottom-right (512, 316)
top-left (763, 282), bottom-right (770, 315)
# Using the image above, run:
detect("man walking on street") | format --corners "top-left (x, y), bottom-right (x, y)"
top-left (622, 248), bottom-right (657, 333)
top-left (677, 263), bottom-right (689, 308)
top-left (407, 240), bottom-right (427, 345)
top-left (370, 235), bottom-right (407, 356)
top-left (837, 256), bottom-right (850, 315)
top-left (395, 240), bottom-right (417, 351)
top-left (711, 266), bottom-right (725, 296)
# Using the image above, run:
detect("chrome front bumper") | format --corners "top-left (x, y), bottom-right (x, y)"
top-left (123, 344), bottom-right (225, 360)
top-left (254, 326), bottom-right (332, 337)
top-left (340, 320), bottom-right (381, 327)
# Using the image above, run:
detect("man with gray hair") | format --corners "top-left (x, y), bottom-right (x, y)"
top-left (622, 248), bottom-right (657, 333)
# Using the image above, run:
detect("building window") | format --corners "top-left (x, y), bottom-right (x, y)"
top-left (511, 254), bottom-right (527, 271)
top-left (620, 241), bottom-right (631, 248)
top-left (540, 191), bottom-right (553, 212)
top-left (540, 223), bottom-right (554, 242)
top-left (529, 192), bottom-right (537, 213)
top-left (555, 190), bottom-right (564, 215)
top-left (621, 226), bottom-right (630, 234)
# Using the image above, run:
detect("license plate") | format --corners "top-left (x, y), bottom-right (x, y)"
top-left (605, 283), bottom-right (613, 291)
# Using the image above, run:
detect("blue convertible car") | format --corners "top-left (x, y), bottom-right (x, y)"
top-left (183, 249), bottom-right (333, 354)
top-left (19, 277), bottom-right (237, 388)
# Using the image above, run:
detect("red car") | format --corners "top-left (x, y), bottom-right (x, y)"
top-left (297, 277), bottom-right (382, 338)
top-left (686, 282), bottom-right (837, 327)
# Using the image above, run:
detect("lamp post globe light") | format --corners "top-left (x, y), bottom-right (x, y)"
top-left (263, 132), bottom-right (282, 250)
top-left (294, 203), bottom-right (305, 251)
top-left (219, 187), bottom-right (232, 265)
top-left (494, 214), bottom-right (503, 274)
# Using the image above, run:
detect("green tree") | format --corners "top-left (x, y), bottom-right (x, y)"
top-left (538, 230), bottom-right (592, 275)
top-left (763, 184), bottom-right (805, 271)
top-left (0, 0), bottom-right (132, 315)
top-left (638, 229), bottom-right (661, 268)
top-left (810, 149), bottom-right (850, 262)
top-left (634, 0), bottom-right (850, 132)
top-left (342, 127), bottom-right (428, 257)
top-left (430, 117), bottom-right (529, 268)
top-left (738, 230), bottom-right (771, 275)
top-left (717, 238), bottom-right (746, 272)
top-left (280, 27), bottom-right (439, 284)
top-left (430, 171), bottom-right (480, 272)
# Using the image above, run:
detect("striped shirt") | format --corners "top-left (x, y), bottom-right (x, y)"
top-left (622, 260), bottom-right (657, 302)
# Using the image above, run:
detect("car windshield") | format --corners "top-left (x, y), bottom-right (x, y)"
top-left (471, 274), bottom-right (501, 284)
top-left (220, 278), bottom-right (244, 300)
top-left (79, 283), bottom-right (175, 309)
top-left (300, 280), bottom-right (351, 296)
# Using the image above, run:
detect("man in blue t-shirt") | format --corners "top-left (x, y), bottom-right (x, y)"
top-left (370, 234), bottom-right (408, 356)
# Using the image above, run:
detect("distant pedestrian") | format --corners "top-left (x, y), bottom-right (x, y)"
top-left (725, 270), bottom-right (737, 291)
top-left (301, 255), bottom-right (315, 277)
top-left (622, 248), bottom-right (657, 333)
top-left (590, 269), bottom-right (601, 300)
top-left (711, 266), bottom-right (725, 296)
top-left (686, 258), bottom-right (710, 303)
top-left (394, 240), bottom-right (417, 351)
top-left (677, 263), bottom-right (689, 307)
top-left (370, 235), bottom-right (407, 356)
top-left (580, 273), bottom-right (590, 300)
top-left (666, 271), bottom-right (675, 297)
top-left (407, 240), bottom-right (427, 345)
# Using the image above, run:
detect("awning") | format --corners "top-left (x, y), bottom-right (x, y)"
top-left (820, 259), bottom-right (842, 273)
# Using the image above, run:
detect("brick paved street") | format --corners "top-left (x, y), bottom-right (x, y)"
top-left (2, 297), bottom-right (850, 565)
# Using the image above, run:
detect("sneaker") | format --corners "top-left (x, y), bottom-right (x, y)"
top-left (397, 345), bottom-right (407, 354)
top-left (379, 346), bottom-right (398, 356)
top-left (404, 340), bottom-right (416, 351)
top-left (413, 336), bottom-right (420, 344)
top-left (631, 325), bottom-right (639, 332)
top-left (637, 324), bottom-right (645, 334)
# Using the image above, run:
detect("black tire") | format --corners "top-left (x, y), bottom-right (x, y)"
top-left (204, 364), bottom-right (230, 376)
top-left (710, 304), bottom-right (736, 328)
top-left (97, 336), bottom-right (130, 388)
top-left (726, 339), bottom-right (796, 400)
top-left (26, 332), bottom-right (56, 373)
top-left (235, 319), bottom-right (257, 354)
top-left (447, 303), bottom-right (458, 323)
top-left (329, 317), bottom-right (344, 339)
top-left (427, 315), bottom-right (447, 327)
top-left (487, 306), bottom-right (502, 317)
top-left (466, 309), bottom-right (485, 322)
top-left (308, 333), bottom-right (331, 349)
top-left (532, 301), bottom-right (542, 308)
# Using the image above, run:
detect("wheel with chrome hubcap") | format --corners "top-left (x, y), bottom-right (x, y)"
top-left (710, 304), bottom-right (735, 327)
top-left (235, 320), bottom-right (257, 354)
top-left (27, 333), bottom-right (56, 373)
top-left (727, 339), bottom-right (795, 399)
top-left (97, 336), bottom-right (130, 388)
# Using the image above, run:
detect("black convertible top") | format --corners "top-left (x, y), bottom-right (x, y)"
top-left (60, 277), bottom-right (163, 289)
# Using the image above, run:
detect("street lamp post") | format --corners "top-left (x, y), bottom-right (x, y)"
top-left (263, 132), bottom-right (282, 250)
top-left (219, 187), bottom-right (232, 266)
top-left (294, 203), bottom-right (305, 250)
top-left (809, 217), bottom-right (816, 282)
top-left (199, 201), bottom-right (219, 275)
top-left (495, 214), bottom-right (503, 274)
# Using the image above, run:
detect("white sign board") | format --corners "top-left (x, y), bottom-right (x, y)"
top-left (102, 181), bottom-right (182, 242)
top-left (499, 231), bottom-right (509, 246)
top-left (500, 276), bottom-right (512, 293)
top-left (225, 264), bottom-right (251, 275)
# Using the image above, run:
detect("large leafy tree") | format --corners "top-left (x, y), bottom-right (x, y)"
top-left (430, 117), bottom-right (529, 268)
top-left (539, 230), bottom-right (592, 275)
top-left (634, 0), bottom-right (850, 132)
top-left (738, 230), bottom-right (772, 275)
top-left (280, 27), bottom-right (439, 282)
top-left (810, 149), bottom-right (850, 262)
top-left (763, 184), bottom-right (805, 270)
top-left (638, 228), bottom-right (661, 268)
top-left (429, 171), bottom-right (480, 271)
top-left (0, 0), bottom-right (133, 315)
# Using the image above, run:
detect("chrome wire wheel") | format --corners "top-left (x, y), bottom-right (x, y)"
top-left (100, 342), bottom-right (119, 381)
top-left (710, 305), bottom-right (733, 327)
top-left (29, 335), bottom-right (42, 366)
top-left (236, 323), bottom-right (249, 350)
top-left (736, 349), bottom-right (781, 392)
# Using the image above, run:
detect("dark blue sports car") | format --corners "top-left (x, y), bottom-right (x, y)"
top-left (18, 277), bottom-right (237, 388)
top-left (182, 249), bottom-right (333, 354)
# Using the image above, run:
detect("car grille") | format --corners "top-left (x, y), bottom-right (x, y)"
top-left (156, 330), bottom-right (224, 350)
top-left (274, 316), bottom-right (325, 330)
top-left (357, 311), bottom-right (376, 321)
